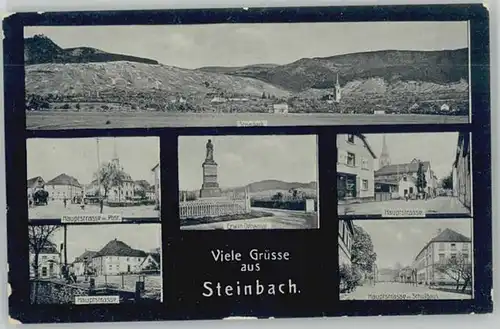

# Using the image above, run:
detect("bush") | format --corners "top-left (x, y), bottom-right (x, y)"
top-left (339, 264), bottom-right (363, 293)
top-left (62, 103), bottom-right (70, 109)
top-left (75, 103), bottom-right (81, 110)
top-left (101, 105), bottom-right (110, 111)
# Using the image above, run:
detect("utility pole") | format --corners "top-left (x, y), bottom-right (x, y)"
top-left (96, 137), bottom-right (101, 197)
top-left (64, 224), bottom-right (68, 267)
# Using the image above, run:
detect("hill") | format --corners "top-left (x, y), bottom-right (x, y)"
top-left (24, 36), bottom-right (468, 115)
top-left (204, 49), bottom-right (468, 92)
top-left (223, 179), bottom-right (317, 194)
top-left (24, 34), bottom-right (159, 65)
top-left (25, 61), bottom-right (291, 99)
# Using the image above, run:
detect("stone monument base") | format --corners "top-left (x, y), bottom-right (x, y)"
top-left (199, 187), bottom-right (222, 198)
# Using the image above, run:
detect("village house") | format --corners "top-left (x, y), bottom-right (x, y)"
top-left (377, 268), bottom-right (398, 283)
top-left (27, 176), bottom-right (45, 197)
top-left (398, 266), bottom-right (416, 284)
top-left (133, 180), bottom-right (151, 198)
top-left (139, 252), bottom-right (161, 272)
top-left (92, 239), bottom-right (147, 275)
top-left (452, 132), bottom-right (471, 210)
top-left (29, 241), bottom-right (61, 279)
top-left (337, 134), bottom-right (377, 201)
top-left (338, 220), bottom-right (354, 266)
top-left (273, 103), bottom-right (289, 114)
top-left (45, 173), bottom-right (83, 201)
top-left (152, 163), bottom-right (161, 209)
top-left (72, 250), bottom-right (97, 276)
top-left (86, 155), bottom-right (135, 202)
top-left (412, 228), bottom-right (471, 286)
top-left (375, 159), bottom-right (438, 199)
top-left (210, 96), bottom-right (227, 104)
top-left (146, 186), bottom-right (156, 201)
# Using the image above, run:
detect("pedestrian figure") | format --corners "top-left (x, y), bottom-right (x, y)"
top-left (80, 196), bottom-right (85, 210)
top-left (99, 198), bottom-right (104, 214)
top-left (63, 197), bottom-right (67, 208)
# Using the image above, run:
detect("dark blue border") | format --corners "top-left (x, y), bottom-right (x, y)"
top-left (4, 4), bottom-right (492, 324)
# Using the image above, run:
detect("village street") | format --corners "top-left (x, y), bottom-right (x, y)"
top-left (29, 201), bottom-right (159, 219)
top-left (182, 207), bottom-right (317, 230)
top-left (340, 282), bottom-right (472, 300)
top-left (339, 196), bottom-right (470, 216)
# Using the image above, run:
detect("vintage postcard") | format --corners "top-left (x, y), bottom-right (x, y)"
top-left (3, 4), bottom-right (491, 325)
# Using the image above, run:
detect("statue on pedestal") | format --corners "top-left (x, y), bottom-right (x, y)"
top-left (206, 139), bottom-right (214, 162)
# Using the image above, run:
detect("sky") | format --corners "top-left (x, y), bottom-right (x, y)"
top-left (46, 223), bottom-right (161, 263)
top-left (353, 218), bottom-right (472, 270)
top-left (25, 21), bottom-right (468, 69)
top-left (178, 135), bottom-right (318, 191)
top-left (364, 132), bottom-right (459, 180)
top-left (27, 137), bottom-right (160, 185)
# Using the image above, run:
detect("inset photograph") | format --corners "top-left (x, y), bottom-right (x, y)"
top-left (337, 132), bottom-right (471, 217)
top-left (27, 137), bottom-right (160, 221)
top-left (178, 135), bottom-right (319, 230)
top-left (29, 223), bottom-right (162, 304)
top-left (339, 218), bottom-right (473, 300)
top-left (25, 22), bottom-right (468, 130)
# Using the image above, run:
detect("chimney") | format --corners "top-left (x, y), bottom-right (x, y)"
top-left (436, 228), bottom-right (442, 236)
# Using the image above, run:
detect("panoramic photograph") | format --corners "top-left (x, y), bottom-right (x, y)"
top-left (339, 218), bottom-right (473, 300)
top-left (25, 21), bottom-right (469, 130)
top-left (27, 137), bottom-right (161, 221)
top-left (337, 132), bottom-right (472, 217)
top-left (178, 135), bottom-right (319, 230)
top-left (29, 223), bottom-right (162, 304)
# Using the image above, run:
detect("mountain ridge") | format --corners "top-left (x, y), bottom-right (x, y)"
top-left (24, 36), bottom-right (469, 112)
top-left (25, 34), bottom-right (160, 65)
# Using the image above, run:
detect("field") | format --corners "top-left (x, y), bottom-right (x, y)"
top-left (26, 111), bottom-right (469, 130)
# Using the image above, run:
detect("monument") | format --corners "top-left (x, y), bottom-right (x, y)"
top-left (199, 139), bottom-right (222, 198)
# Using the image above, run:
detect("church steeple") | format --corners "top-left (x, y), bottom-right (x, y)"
top-left (111, 138), bottom-right (120, 167)
top-left (334, 73), bottom-right (341, 103)
top-left (379, 134), bottom-right (391, 168)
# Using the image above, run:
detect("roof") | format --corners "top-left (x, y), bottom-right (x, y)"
top-left (376, 160), bottom-right (430, 176)
top-left (74, 250), bottom-right (97, 263)
top-left (431, 228), bottom-right (471, 243)
top-left (415, 228), bottom-right (471, 260)
top-left (147, 253), bottom-right (161, 264)
top-left (27, 176), bottom-right (45, 188)
top-left (134, 180), bottom-right (151, 188)
top-left (355, 134), bottom-right (377, 159)
top-left (46, 173), bottom-right (82, 188)
top-left (94, 239), bottom-right (147, 258)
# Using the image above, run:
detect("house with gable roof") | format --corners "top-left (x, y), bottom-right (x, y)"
top-left (72, 250), bottom-right (97, 276)
top-left (45, 173), bottom-right (83, 201)
top-left (375, 159), bottom-right (438, 199)
top-left (91, 238), bottom-right (147, 275)
top-left (29, 241), bottom-right (61, 279)
top-left (412, 228), bottom-right (471, 286)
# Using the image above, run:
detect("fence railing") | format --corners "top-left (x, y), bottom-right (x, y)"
top-left (179, 199), bottom-right (249, 219)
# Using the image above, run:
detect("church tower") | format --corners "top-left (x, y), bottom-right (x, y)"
top-left (334, 73), bottom-right (342, 103)
top-left (111, 137), bottom-right (121, 169)
top-left (379, 134), bottom-right (391, 168)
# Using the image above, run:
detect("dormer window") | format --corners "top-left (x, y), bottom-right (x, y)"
top-left (347, 135), bottom-right (355, 143)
